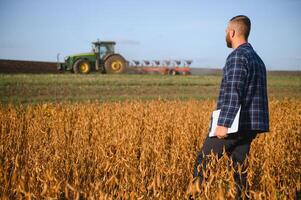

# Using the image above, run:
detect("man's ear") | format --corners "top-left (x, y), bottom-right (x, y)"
top-left (231, 30), bottom-right (235, 38)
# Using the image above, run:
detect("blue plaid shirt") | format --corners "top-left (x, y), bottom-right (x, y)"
top-left (217, 43), bottom-right (269, 132)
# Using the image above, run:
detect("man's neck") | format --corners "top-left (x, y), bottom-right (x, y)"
top-left (232, 38), bottom-right (248, 49)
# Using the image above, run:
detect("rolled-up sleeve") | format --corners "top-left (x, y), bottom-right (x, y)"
top-left (217, 52), bottom-right (247, 127)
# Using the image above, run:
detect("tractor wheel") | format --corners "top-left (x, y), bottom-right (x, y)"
top-left (182, 71), bottom-right (190, 76)
top-left (169, 70), bottom-right (177, 76)
top-left (73, 59), bottom-right (91, 74)
top-left (104, 54), bottom-right (127, 74)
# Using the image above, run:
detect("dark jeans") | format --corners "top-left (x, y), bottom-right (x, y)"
top-left (193, 131), bottom-right (257, 199)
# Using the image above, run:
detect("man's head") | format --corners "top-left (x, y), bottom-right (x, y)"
top-left (225, 15), bottom-right (251, 48)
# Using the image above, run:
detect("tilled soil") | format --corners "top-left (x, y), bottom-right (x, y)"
top-left (0, 59), bottom-right (59, 73)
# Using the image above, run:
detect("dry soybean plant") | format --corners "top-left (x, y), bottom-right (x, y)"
top-left (0, 99), bottom-right (300, 199)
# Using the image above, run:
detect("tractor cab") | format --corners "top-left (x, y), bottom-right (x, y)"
top-left (92, 41), bottom-right (116, 59)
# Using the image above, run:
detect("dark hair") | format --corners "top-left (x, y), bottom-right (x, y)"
top-left (230, 15), bottom-right (251, 39)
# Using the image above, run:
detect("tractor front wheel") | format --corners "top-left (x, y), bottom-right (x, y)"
top-left (73, 59), bottom-right (91, 74)
top-left (104, 54), bottom-right (127, 74)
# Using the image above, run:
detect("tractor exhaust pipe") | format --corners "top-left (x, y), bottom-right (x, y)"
top-left (95, 53), bottom-right (100, 71)
top-left (57, 53), bottom-right (62, 71)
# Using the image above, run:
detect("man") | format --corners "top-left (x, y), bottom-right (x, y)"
top-left (193, 15), bottom-right (269, 199)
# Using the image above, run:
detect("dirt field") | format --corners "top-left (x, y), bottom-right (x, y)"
top-left (1, 59), bottom-right (300, 76)
top-left (0, 59), bottom-right (59, 73)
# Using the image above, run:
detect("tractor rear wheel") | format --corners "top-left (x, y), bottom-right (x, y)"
top-left (169, 70), bottom-right (177, 75)
top-left (73, 59), bottom-right (91, 74)
top-left (104, 54), bottom-right (127, 74)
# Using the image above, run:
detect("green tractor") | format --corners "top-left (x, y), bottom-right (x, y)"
top-left (58, 40), bottom-right (127, 74)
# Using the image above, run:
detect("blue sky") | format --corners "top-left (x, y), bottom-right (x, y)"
top-left (0, 0), bottom-right (300, 70)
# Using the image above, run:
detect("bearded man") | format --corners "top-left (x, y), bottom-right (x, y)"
top-left (193, 15), bottom-right (269, 199)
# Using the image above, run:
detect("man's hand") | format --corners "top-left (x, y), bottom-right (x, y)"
top-left (215, 126), bottom-right (228, 139)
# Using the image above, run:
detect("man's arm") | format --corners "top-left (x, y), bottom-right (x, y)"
top-left (216, 52), bottom-right (247, 138)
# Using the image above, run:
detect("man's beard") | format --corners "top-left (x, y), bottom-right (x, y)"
top-left (226, 33), bottom-right (232, 48)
